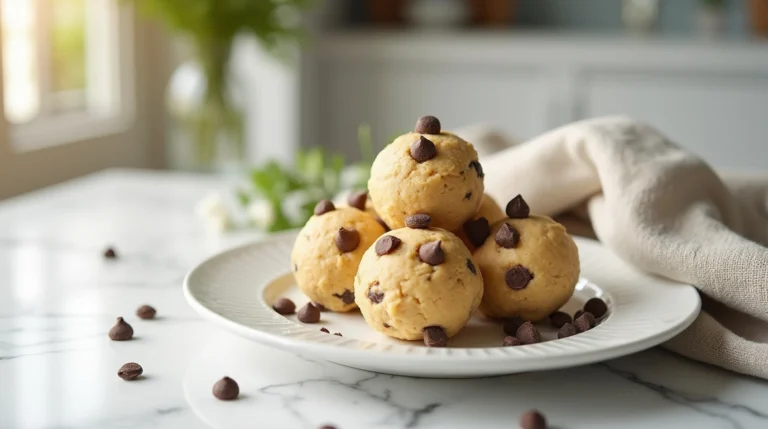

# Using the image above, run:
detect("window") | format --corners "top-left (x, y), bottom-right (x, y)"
top-left (1, 0), bottom-right (134, 150)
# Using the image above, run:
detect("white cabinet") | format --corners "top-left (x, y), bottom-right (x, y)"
top-left (306, 32), bottom-right (768, 169)
top-left (583, 72), bottom-right (768, 170)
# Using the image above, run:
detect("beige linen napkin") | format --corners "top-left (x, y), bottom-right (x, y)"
top-left (458, 116), bottom-right (768, 379)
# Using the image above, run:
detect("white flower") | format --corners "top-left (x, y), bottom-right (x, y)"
top-left (195, 192), bottom-right (228, 219)
top-left (206, 212), bottom-right (232, 233)
top-left (247, 199), bottom-right (275, 230)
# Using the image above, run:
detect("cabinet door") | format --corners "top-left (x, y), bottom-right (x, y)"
top-left (315, 61), bottom-right (551, 157)
top-left (583, 72), bottom-right (768, 170)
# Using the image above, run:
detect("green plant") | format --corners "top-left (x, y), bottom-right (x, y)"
top-left (239, 124), bottom-right (384, 232)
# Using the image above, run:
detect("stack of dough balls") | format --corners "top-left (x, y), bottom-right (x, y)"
top-left (290, 115), bottom-right (581, 348)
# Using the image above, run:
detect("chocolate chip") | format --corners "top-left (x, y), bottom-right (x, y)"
top-left (312, 302), bottom-right (327, 312)
top-left (103, 247), bottom-right (118, 259)
top-left (506, 265), bottom-right (533, 289)
top-left (117, 362), bottom-right (143, 380)
top-left (423, 326), bottom-right (448, 347)
top-left (347, 191), bottom-right (368, 210)
top-left (405, 213), bottom-right (431, 229)
top-left (136, 305), bottom-right (156, 320)
top-left (375, 235), bottom-right (402, 256)
top-left (333, 289), bottom-right (355, 305)
top-left (333, 332), bottom-right (342, 337)
top-left (410, 136), bottom-right (437, 163)
top-left (505, 194), bottom-right (530, 218)
top-left (584, 297), bottom-right (608, 318)
top-left (502, 336), bottom-right (522, 347)
top-left (469, 160), bottom-right (485, 178)
top-left (320, 327), bottom-right (329, 333)
top-left (367, 282), bottom-right (384, 304)
top-left (574, 312), bottom-right (596, 333)
top-left (494, 223), bottom-right (520, 248)
top-left (466, 258), bottom-right (477, 275)
top-left (108, 317), bottom-right (133, 341)
top-left (383, 323), bottom-right (391, 328)
top-left (463, 217), bottom-right (490, 247)
top-left (319, 425), bottom-right (338, 429)
top-left (464, 191), bottom-right (472, 200)
top-left (503, 316), bottom-right (525, 336)
top-left (414, 115), bottom-right (441, 134)
top-left (520, 410), bottom-right (547, 429)
top-left (272, 298), bottom-right (296, 315)
top-left (516, 321), bottom-right (541, 344)
top-left (573, 309), bottom-right (584, 320)
top-left (212, 376), bottom-right (239, 400)
top-left (334, 227), bottom-right (360, 253)
top-left (557, 323), bottom-right (578, 339)
top-left (549, 311), bottom-right (572, 328)
top-left (298, 303), bottom-right (321, 323)
top-left (376, 216), bottom-right (390, 231)
top-left (314, 200), bottom-right (335, 216)
top-left (418, 240), bottom-right (445, 266)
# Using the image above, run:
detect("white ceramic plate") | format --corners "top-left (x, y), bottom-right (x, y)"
top-left (184, 232), bottom-right (700, 378)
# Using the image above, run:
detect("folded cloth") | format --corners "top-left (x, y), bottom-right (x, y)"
top-left (458, 116), bottom-right (768, 379)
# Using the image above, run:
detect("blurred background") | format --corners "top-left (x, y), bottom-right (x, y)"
top-left (0, 0), bottom-right (767, 203)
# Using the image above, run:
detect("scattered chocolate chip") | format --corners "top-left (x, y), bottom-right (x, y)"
top-left (418, 240), bottom-right (445, 266)
top-left (272, 298), bottom-right (296, 315)
top-left (314, 200), bottom-right (335, 216)
top-left (367, 282), bottom-right (384, 304)
top-left (549, 311), bottom-right (572, 328)
top-left (557, 323), bottom-right (578, 339)
top-left (494, 223), bottom-right (520, 249)
top-left (298, 303), bottom-right (321, 323)
top-left (334, 227), bottom-right (360, 253)
top-left (574, 312), bottom-right (596, 333)
top-left (319, 425), bottom-right (338, 429)
top-left (410, 136), bottom-right (437, 163)
top-left (505, 194), bottom-right (530, 218)
top-left (333, 332), bottom-right (342, 337)
top-left (464, 191), bottom-right (472, 200)
top-left (136, 305), bottom-right (156, 320)
top-left (375, 235), bottom-right (402, 256)
top-left (405, 214), bottom-right (431, 229)
top-left (502, 317), bottom-right (525, 336)
top-left (320, 327), bottom-right (329, 333)
top-left (505, 265), bottom-right (533, 290)
top-left (520, 409), bottom-right (547, 429)
top-left (117, 362), bottom-right (143, 380)
top-left (376, 217), bottom-right (390, 231)
top-left (466, 258), bottom-right (477, 275)
top-left (463, 217), bottom-right (490, 247)
top-left (333, 289), bottom-right (355, 305)
top-left (502, 336), bottom-right (522, 347)
top-left (573, 309), bottom-right (584, 320)
top-left (347, 191), bottom-right (368, 210)
top-left (516, 321), bottom-right (541, 345)
top-left (584, 297), bottom-right (608, 318)
top-left (312, 302), bottom-right (327, 312)
top-left (108, 317), bottom-right (133, 341)
top-left (423, 326), bottom-right (448, 347)
top-left (212, 377), bottom-right (239, 400)
top-left (383, 323), bottom-right (391, 328)
top-left (103, 247), bottom-right (118, 259)
top-left (469, 160), bottom-right (485, 178)
top-left (414, 115), bottom-right (441, 134)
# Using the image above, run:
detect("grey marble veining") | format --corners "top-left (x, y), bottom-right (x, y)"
top-left (1, 169), bottom-right (766, 429)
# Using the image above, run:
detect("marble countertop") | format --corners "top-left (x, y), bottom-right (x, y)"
top-left (1, 169), bottom-right (767, 429)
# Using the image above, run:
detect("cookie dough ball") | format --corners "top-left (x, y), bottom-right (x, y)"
top-left (368, 116), bottom-right (485, 231)
top-left (354, 227), bottom-right (484, 342)
top-left (453, 194), bottom-right (506, 252)
top-left (473, 195), bottom-right (580, 321)
top-left (291, 201), bottom-right (386, 312)
top-left (335, 190), bottom-right (389, 231)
